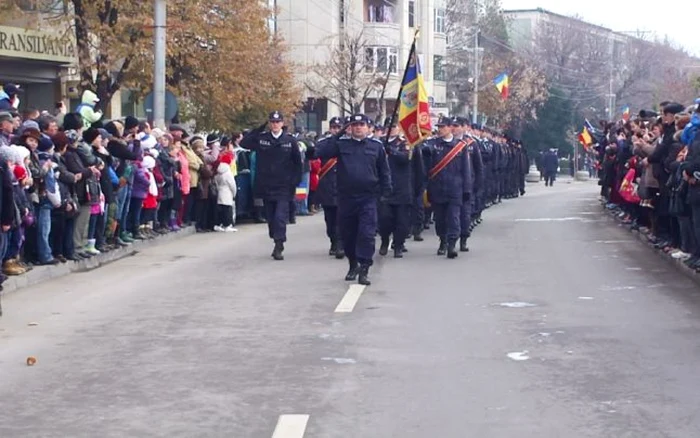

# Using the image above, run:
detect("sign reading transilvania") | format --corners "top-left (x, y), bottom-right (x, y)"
top-left (0, 25), bottom-right (76, 64)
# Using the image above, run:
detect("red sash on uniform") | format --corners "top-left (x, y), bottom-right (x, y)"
top-left (428, 139), bottom-right (472, 180)
top-left (318, 158), bottom-right (338, 180)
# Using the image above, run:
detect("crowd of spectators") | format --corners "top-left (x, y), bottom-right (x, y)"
top-left (0, 85), bottom-right (277, 291)
top-left (597, 98), bottom-right (700, 269)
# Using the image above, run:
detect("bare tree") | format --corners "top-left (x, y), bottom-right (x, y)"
top-left (305, 31), bottom-right (390, 115)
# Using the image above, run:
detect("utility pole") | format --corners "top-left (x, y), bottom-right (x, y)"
top-left (606, 34), bottom-right (615, 121)
top-left (153, 0), bottom-right (167, 129)
top-left (471, 0), bottom-right (480, 125)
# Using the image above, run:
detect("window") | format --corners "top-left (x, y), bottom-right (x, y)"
top-left (366, 2), bottom-right (395, 23)
top-left (434, 7), bottom-right (445, 33)
top-left (365, 47), bottom-right (398, 74)
top-left (434, 55), bottom-right (446, 81)
top-left (267, 0), bottom-right (277, 34)
top-left (408, 1), bottom-right (415, 28)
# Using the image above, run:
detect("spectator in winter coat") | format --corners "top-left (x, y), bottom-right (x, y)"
top-left (63, 129), bottom-right (98, 256)
top-left (76, 90), bottom-right (103, 129)
top-left (214, 153), bottom-right (237, 232)
top-left (0, 84), bottom-right (21, 111)
top-left (50, 132), bottom-right (82, 262)
top-left (127, 157), bottom-right (150, 240)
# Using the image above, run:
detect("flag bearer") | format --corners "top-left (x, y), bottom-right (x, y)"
top-left (378, 119), bottom-right (424, 258)
top-left (423, 116), bottom-right (472, 259)
top-left (316, 117), bottom-right (345, 259)
top-left (315, 114), bottom-right (392, 285)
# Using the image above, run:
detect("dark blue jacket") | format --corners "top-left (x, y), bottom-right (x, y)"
top-left (543, 151), bottom-right (559, 174)
top-left (241, 130), bottom-right (303, 201)
top-left (423, 136), bottom-right (472, 205)
top-left (466, 135), bottom-right (484, 195)
top-left (315, 136), bottom-right (338, 207)
top-left (315, 135), bottom-right (392, 200)
top-left (384, 136), bottom-right (424, 205)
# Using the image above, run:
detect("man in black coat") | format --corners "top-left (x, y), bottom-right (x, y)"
top-left (315, 114), bottom-right (392, 286)
top-left (378, 119), bottom-right (424, 258)
top-left (240, 111), bottom-right (302, 260)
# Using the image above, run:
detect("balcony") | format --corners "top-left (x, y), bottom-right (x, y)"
top-left (364, 0), bottom-right (399, 24)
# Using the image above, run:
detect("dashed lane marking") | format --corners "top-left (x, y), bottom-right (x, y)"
top-left (271, 415), bottom-right (309, 438)
top-left (334, 285), bottom-right (367, 313)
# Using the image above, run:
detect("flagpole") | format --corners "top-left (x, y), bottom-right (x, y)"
top-left (384, 28), bottom-right (421, 145)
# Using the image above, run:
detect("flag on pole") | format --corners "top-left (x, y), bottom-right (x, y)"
top-left (398, 39), bottom-right (432, 148)
top-left (578, 126), bottom-right (593, 150)
top-left (493, 72), bottom-right (509, 100)
top-left (621, 105), bottom-right (630, 121)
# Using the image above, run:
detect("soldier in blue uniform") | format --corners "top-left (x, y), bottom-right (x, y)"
top-left (423, 116), bottom-right (472, 259)
top-left (240, 111), bottom-right (302, 260)
top-left (455, 117), bottom-right (483, 252)
top-left (316, 117), bottom-right (345, 259)
top-left (378, 119), bottom-right (424, 258)
top-left (315, 114), bottom-right (392, 285)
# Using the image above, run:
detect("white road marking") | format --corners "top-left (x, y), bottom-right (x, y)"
top-left (578, 296), bottom-right (595, 300)
top-left (271, 415), bottom-right (309, 438)
top-left (507, 351), bottom-right (530, 361)
top-left (334, 285), bottom-right (366, 313)
top-left (493, 302), bottom-right (537, 308)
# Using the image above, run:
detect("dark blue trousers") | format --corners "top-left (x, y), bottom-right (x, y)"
top-left (412, 193), bottom-right (425, 234)
top-left (264, 199), bottom-right (289, 242)
top-left (379, 203), bottom-right (410, 246)
top-left (433, 202), bottom-right (461, 241)
top-left (339, 197), bottom-right (377, 266)
top-left (323, 205), bottom-right (339, 241)
top-left (460, 200), bottom-right (472, 238)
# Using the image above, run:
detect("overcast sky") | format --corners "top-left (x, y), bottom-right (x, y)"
top-left (500, 0), bottom-right (700, 57)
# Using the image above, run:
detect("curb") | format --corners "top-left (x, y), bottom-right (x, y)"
top-left (602, 206), bottom-right (700, 287)
top-left (0, 226), bottom-right (195, 297)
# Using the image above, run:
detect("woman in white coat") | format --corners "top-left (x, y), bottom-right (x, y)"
top-left (214, 154), bottom-right (237, 232)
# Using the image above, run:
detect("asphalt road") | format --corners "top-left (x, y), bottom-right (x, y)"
top-left (2, 179), bottom-right (700, 438)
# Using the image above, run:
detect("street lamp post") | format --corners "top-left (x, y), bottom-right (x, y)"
top-left (153, 0), bottom-right (167, 129)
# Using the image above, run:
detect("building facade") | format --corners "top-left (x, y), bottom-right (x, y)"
top-left (0, 1), bottom-right (79, 113)
top-left (274, 0), bottom-right (448, 133)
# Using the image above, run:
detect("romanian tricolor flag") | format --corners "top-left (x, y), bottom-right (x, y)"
top-left (622, 105), bottom-right (630, 121)
top-left (493, 72), bottom-right (509, 100)
top-left (578, 126), bottom-right (594, 150)
top-left (398, 39), bottom-right (432, 148)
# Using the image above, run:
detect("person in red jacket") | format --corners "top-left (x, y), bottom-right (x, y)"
top-left (309, 157), bottom-right (321, 214)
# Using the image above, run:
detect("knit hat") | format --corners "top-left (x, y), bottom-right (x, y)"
top-left (0, 146), bottom-right (17, 164)
top-left (151, 127), bottom-right (164, 139)
top-left (104, 120), bottom-right (124, 138)
top-left (38, 135), bottom-right (54, 152)
top-left (20, 127), bottom-right (41, 142)
top-left (124, 115), bottom-right (139, 131)
top-left (18, 120), bottom-right (40, 136)
top-left (206, 133), bottom-right (220, 145)
top-left (83, 127), bottom-right (101, 145)
top-left (13, 165), bottom-right (27, 181)
top-left (62, 112), bottom-right (83, 131)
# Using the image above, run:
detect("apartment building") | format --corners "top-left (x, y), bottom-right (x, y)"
top-left (274, 0), bottom-right (448, 133)
top-left (0, 1), bottom-right (79, 112)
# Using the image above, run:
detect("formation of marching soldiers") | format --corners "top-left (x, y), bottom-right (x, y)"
top-left (243, 111), bottom-right (529, 286)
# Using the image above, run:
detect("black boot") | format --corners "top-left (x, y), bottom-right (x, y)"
top-left (345, 260), bottom-right (359, 281)
top-left (394, 246), bottom-right (403, 258)
top-left (447, 240), bottom-right (459, 259)
top-left (329, 240), bottom-right (337, 256)
top-left (437, 240), bottom-right (447, 256)
top-left (413, 232), bottom-right (424, 242)
top-left (379, 238), bottom-right (389, 256)
top-left (358, 264), bottom-right (371, 286)
top-left (272, 241), bottom-right (284, 261)
top-left (460, 236), bottom-right (469, 252)
top-left (335, 240), bottom-right (346, 259)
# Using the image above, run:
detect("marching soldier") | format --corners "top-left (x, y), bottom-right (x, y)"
top-left (378, 119), bottom-right (424, 258)
top-left (316, 117), bottom-right (345, 259)
top-left (240, 111), bottom-right (302, 260)
top-left (315, 114), bottom-right (392, 286)
top-left (457, 117), bottom-right (483, 251)
top-left (423, 116), bottom-right (472, 259)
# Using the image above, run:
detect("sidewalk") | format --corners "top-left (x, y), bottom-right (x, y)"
top-left (602, 202), bottom-right (700, 287)
top-left (0, 227), bottom-right (196, 297)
